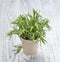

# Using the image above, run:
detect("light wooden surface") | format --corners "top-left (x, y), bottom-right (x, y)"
top-left (0, 0), bottom-right (60, 62)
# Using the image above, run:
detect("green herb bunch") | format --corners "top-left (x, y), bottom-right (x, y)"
top-left (8, 9), bottom-right (51, 44)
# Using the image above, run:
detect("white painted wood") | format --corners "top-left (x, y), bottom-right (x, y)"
top-left (0, 0), bottom-right (60, 62)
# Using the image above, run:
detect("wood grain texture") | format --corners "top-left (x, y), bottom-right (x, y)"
top-left (0, 0), bottom-right (60, 62)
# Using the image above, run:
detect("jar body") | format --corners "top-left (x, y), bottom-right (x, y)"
top-left (20, 38), bottom-right (38, 55)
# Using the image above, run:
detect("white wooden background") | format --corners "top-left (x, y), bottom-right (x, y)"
top-left (0, 0), bottom-right (60, 62)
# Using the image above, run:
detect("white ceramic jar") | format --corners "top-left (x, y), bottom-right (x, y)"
top-left (20, 38), bottom-right (38, 55)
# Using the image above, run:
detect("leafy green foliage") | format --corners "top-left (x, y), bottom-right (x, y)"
top-left (13, 44), bottom-right (22, 55)
top-left (8, 9), bottom-right (51, 44)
